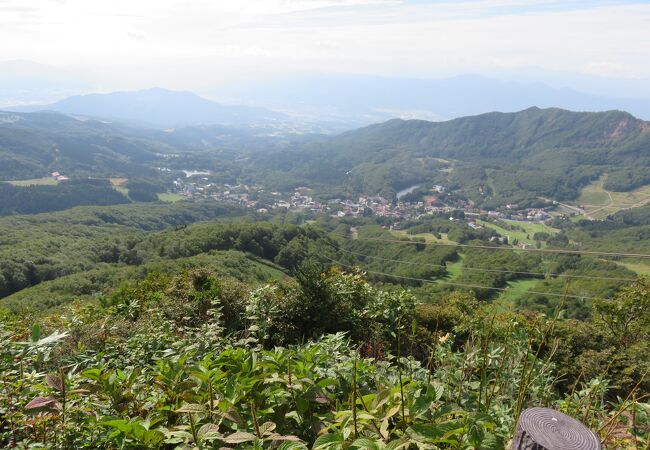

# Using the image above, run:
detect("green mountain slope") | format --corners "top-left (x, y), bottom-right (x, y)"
top-left (249, 107), bottom-right (650, 203)
top-left (336, 107), bottom-right (649, 161)
top-left (0, 111), bottom-right (168, 180)
top-left (0, 201), bottom-right (242, 299)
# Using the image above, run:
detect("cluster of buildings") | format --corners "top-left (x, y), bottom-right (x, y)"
top-left (481, 208), bottom-right (551, 222)
top-left (171, 179), bottom-right (329, 213)
top-left (173, 178), bottom-right (258, 207)
top-left (50, 171), bottom-right (70, 182)
top-left (331, 195), bottom-right (459, 220)
top-left (259, 188), bottom-right (328, 213)
top-left (169, 177), bottom-right (554, 225)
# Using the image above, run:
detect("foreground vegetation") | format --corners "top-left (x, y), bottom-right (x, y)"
top-left (0, 265), bottom-right (648, 449)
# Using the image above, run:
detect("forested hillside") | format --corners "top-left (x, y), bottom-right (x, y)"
top-left (245, 107), bottom-right (650, 202)
top-left (0, 179), bottom-right (130, 215)
top-left (0, 112), bottom-right (167, 180)
top-left (0, 201), bottom-right (243, 300)
top-left (335, 107), bottom-right (649, 162)
top-left (0, 202), bottom-right (343, 311)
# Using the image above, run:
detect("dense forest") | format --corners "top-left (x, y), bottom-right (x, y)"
top-left (0, 180), bottom-right (131, 216)
top-left (0, 201), bottom-right (244, 300)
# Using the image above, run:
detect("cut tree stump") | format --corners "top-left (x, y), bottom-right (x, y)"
top-left (512, 407), bottom-right (602, 450)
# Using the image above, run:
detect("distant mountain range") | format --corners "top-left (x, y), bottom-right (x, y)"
top-left (4, 59), bottom-right (650, 127)
top-left (218, 74), bottom-right (650, 123)
top-left (7, 88), bottom-right (286, 128)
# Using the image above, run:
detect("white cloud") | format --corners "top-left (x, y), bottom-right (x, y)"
top-left (0, 0), bottom-right (649, 89)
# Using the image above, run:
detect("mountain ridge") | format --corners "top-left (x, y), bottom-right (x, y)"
top-left (6, 88), bottom-right (286, 128)
top-left (332, 106), bottom-right (649, 161)
top-left (244, 107), bottom-right (650, 202)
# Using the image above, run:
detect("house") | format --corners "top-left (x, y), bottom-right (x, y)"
top-left (51, 172), bottom-right (60, 178)
top-left (424, 196), bottom-right (438, 207)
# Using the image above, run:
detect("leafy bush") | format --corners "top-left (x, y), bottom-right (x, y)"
top-left (0, 269), bottom-right (647, 448)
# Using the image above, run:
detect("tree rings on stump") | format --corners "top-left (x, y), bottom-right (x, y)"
top-left (512, 407), bottom-right (601, 450)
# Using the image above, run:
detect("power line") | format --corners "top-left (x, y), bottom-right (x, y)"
top-left (336, 247), bottom-right (637, 282)
top-left (330, 232), bottom-right (650, 259)
top-left (323, 256), bottom-right (608, 301)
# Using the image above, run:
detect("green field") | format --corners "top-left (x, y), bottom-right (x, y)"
top-left (477, 219), bottom-right (557, 247)
top-left (577, 178), bottom-right (611, 206)
top-left (157, 192), bottom-right (187, 203)
top-left (445, 255), bottom-right (464, 280)
top-left (494, 278), bottom-right (540, 308)
top-left (109, 182), bottom-right (186, 203)
top-left (576, 176), bottom-right (650, 219)
top-left (619, 261), bottom-right (650, 276)
top-left (113, 186), bottom-right (130, 196)
top-left (390, 229), bottom-right (455, 244)
top-left (7, 177), bottom-right (57, 186)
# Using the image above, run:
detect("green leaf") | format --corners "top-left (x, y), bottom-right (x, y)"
top-left (101, 419), bottom-right (133, 434)
top-left (407, 423), bottom-right (445, 442)
top-left (468, 422), bottom-right (485, 447)
top-left (478, 432), bottom-right (503, 450)
top-left (350, 438), bottom-right (380, 450)
top-left (431, 382), bottom-right (444, 402)
top-left (313, 433), bottom-right (344, 449)
top-left (143, 429), bottom-right (165, 446)
top-left (31, 323), bottom-right (41, 342)
top-left (277, 442), bottom-right (308, 450)
top-left (175, 403), bottom-right (205, 413)
top-left (385, 439), bottom-right (410, 450)
top-left (81, 368), bottom-right (102, 381)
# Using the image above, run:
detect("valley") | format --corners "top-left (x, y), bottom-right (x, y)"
top-left (1, 105), bottom-right (648, 449)
top-left (2, 3), bottom-right (649, 448)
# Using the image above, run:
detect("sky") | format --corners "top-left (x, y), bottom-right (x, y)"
top-left (1, 0), bottom-right (650, 96)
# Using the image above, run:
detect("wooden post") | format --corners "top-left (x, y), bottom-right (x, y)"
top-left (512, 407), bottom-right (601, 450)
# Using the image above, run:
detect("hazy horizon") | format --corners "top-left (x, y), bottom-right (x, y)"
top-left (2, 0), bottom-right (650, 98)
top-left (3, 0), bottom-right (650, 124)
